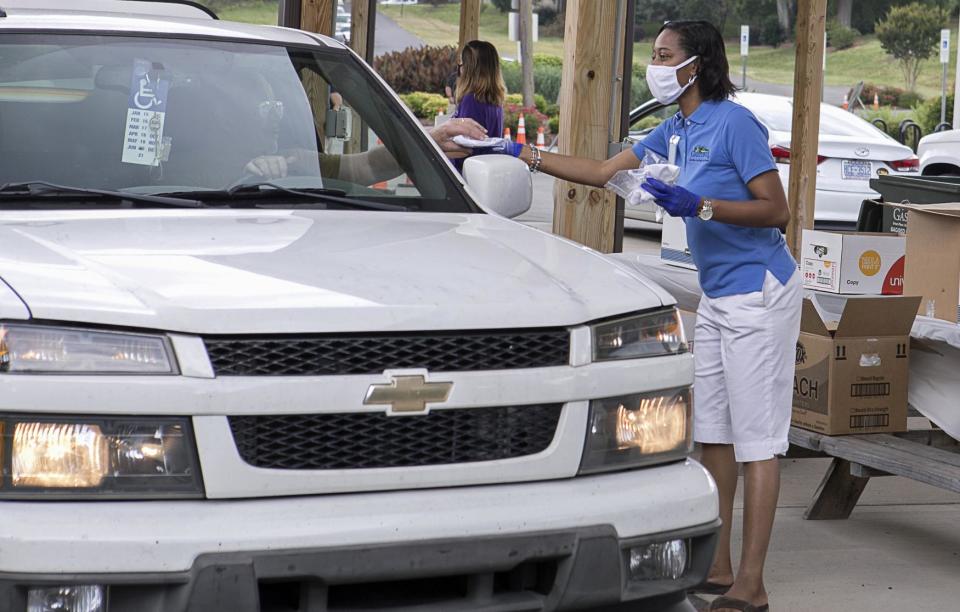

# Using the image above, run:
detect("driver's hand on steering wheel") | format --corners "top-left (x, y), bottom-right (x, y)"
top-left (245, 155), bottom-right (297, 180)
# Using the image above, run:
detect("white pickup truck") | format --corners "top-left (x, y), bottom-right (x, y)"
top-left (0, 2), bottom-right (718, 611)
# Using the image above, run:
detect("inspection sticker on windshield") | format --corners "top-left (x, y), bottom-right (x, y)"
top-left (121, 59), bottom-right (170, 166)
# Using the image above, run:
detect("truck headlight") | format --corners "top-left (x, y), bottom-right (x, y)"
top-left (592, 309), bottom-right (686, 361)
top-left (0, 323), bottom-right (176, 374)
top-left (579, 387), bottom-right (692, 474)
top-left (0, 416), bottom-right (202, 498)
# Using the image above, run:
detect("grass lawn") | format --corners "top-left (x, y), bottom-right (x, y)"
top-left (217, 0), bottom-right (278, 25)
top-left (720, 33), bottom-right (958, 100)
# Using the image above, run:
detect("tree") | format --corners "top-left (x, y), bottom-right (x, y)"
top-left (519, 0), bottom-right (535, 108)
top-left (836, 0), bottom-right (853, 28)
top-left (876, 2), bottom-right (948, 91)
top-left (776, 0), bottom-right (792, 31)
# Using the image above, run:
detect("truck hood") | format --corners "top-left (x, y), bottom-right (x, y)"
top-left (0, 210), bottom-right (670, 333)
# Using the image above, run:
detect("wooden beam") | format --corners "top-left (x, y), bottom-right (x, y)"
top-left (805, 458), bottom-right (871, 520)
top-left (458, 0), bottom-right (480, 52)
top-left (300, 0), bottom-right (335, 37)
top-left (349, 0), bottom-right (372, 62)
top-left (553, 0), bottom-right (623, 253)
top-left (785, 0), bottom-right (827, 259)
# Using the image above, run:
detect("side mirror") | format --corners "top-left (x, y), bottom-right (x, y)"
top-left (462, 155), bottom-right (532, 219)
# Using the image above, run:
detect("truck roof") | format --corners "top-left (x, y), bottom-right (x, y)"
top-left (0, 0), bottom-right (341, 48)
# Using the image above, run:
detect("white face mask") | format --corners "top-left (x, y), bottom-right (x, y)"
top-left (646, 55), bottom-right (699, 105)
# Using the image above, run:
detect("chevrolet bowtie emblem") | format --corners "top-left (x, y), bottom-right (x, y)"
top-left (364, 375), bottom-right (453, 413)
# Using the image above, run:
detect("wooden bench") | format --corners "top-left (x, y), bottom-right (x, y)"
top-left (786, 425), bottom-right (960, 520)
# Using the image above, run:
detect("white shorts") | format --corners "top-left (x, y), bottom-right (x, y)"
top-left (693, 270), bottom-right (802, 463)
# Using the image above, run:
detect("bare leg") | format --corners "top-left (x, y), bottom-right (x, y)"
top-left (719, 457), bottom-right (780, 610)
top-left (699, 443), bottom-right (737, 586)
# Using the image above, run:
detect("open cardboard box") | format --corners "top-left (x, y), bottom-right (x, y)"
top-left (792, 294), bottom-right (920, 435)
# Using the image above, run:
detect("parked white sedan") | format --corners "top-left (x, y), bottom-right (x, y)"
top-left (627, 92), bottom-right (918, 225)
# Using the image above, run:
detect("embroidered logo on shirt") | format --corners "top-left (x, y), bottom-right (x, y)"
top-left (690, 145), bottom-right (710, 162)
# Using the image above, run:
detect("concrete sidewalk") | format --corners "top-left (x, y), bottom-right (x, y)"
top-left (519, 175), bottom-right (960, 611)
top-left (691, 456), bottom-right (960, 611)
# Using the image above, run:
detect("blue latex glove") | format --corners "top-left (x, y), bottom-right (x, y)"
top-left (640, 177), bottom-right (702, 218)
top-left (471, 141), bottom-right (524, 157)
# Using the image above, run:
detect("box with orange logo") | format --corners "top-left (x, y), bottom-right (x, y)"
top-left (801, 229), bottom-right (905, 295)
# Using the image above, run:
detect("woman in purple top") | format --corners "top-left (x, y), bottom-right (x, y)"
top-left (451, 40), bottom-right (505, 172)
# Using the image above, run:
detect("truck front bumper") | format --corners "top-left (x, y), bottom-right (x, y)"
top-left (0, 461), bottom-right (718, 611)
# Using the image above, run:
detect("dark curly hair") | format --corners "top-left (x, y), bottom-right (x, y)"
top-left (658, 20), bottom-right (737, 102)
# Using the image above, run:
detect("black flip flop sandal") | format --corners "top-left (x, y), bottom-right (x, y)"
top-left (708, 595), bottom-right (769, 612)
top-left (690, 580), bottom-right (734, 595)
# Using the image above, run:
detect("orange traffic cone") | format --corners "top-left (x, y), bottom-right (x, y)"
top-left (842, 93), bottom-right (849, 110)
top-left (503, 127), bottom-right (512, 141)
top-left (516, 115), bottom-right (527, 145)
top-left (536, 126), bottom-right (545, 148)
top-left (873, 92), bottom-right (880, 110)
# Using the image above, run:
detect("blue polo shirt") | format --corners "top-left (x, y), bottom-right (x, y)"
top-left (633, 99), bottom-right (796, 298)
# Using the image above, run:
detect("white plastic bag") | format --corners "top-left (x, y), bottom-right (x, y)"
top-left (605, 149), bottom-right (680, 208)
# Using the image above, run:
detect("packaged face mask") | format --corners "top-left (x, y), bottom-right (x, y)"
top-left (605, 149), bottom-right (681, 208)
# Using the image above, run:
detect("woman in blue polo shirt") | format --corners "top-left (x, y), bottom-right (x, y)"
top-left (488, 20), bottom-right (800, 612)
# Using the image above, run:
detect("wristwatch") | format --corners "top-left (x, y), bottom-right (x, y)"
top-left (698, 198), bottom-right (714, 221)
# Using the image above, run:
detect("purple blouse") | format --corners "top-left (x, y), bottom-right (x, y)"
top-left (452, 93), bottom-right (504, 172)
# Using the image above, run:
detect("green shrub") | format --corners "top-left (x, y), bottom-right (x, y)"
top-left (374, 45), bottom-right (458, 94)
top-left (533, 54), bottom-right (563, 69)
top-left (399, 92), bottom-right (449, 119)
top-left (897, 91), bottom-right (925, 108)
top-left (856, 108), bottom-right (911, 139)
top-left (859, 83), bottom-right (901, 107)
top-left (537, 6), bottom-right (560, 27)
top-left (759, 15), bottom-right (786, 48)
top-left (504, 103), bottom-right (551, 137)
top-left (502, 61), bottom-right (564, 104)
top-left (633, 115), bottom-right (665, 132)
top-left (826, 21), bottom-right (858, 50)
top-left (504, 92), bottom-right (548, 113)
top-left (630, 64), bottom-right (651, 108)
top-left (913, 94), bottom-right (954, 134)
top-left (548, 115), bottom-right (560, 135)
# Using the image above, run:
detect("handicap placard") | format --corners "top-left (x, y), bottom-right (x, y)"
top-left (121, 59), bottom-right (170, 166)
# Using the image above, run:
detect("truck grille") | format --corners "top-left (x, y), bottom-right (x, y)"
top-left (229, 404), bottom-right (563, 470)
top-left (204, 329), bottom-right (570, 376)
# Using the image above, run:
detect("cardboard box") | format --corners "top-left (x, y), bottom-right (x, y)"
top-left (902, 202), bottom-right (960, 324)
top-left (792, 294), bottom-right (919, 435)
top-left (801, 229), bottom-right (905, 295)
top-left (660, 215), bottom-right (696, 270)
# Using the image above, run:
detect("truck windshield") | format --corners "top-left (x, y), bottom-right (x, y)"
top-left (0, 34), bottom-right (474, 212)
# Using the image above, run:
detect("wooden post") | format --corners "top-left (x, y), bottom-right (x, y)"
top-left (300, 0), bottom-right (335, 36)
top-left (458, 0), bottom-right (480, 52)
top-left (553, 0), bottom-right (622, 253)
top-left (786, 0), bottom-right (827, 259)
top-left (349, 0), bottom-right (373, 62)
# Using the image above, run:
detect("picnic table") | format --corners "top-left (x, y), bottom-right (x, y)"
top-left (610, 252), bottom-right (960, 518)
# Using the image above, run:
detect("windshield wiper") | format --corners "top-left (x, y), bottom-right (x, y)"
top-left (0, 181), bottom-right (204, 208)
top-left (161, 182), bottom-right (408, 212)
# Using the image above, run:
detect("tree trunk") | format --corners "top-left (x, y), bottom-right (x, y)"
top-left (777, 0), bottom-right (791, 32)
top-left (519, 0), bottom-right (535, 108)
top-left (837, 0), bottom-right (852, 29)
